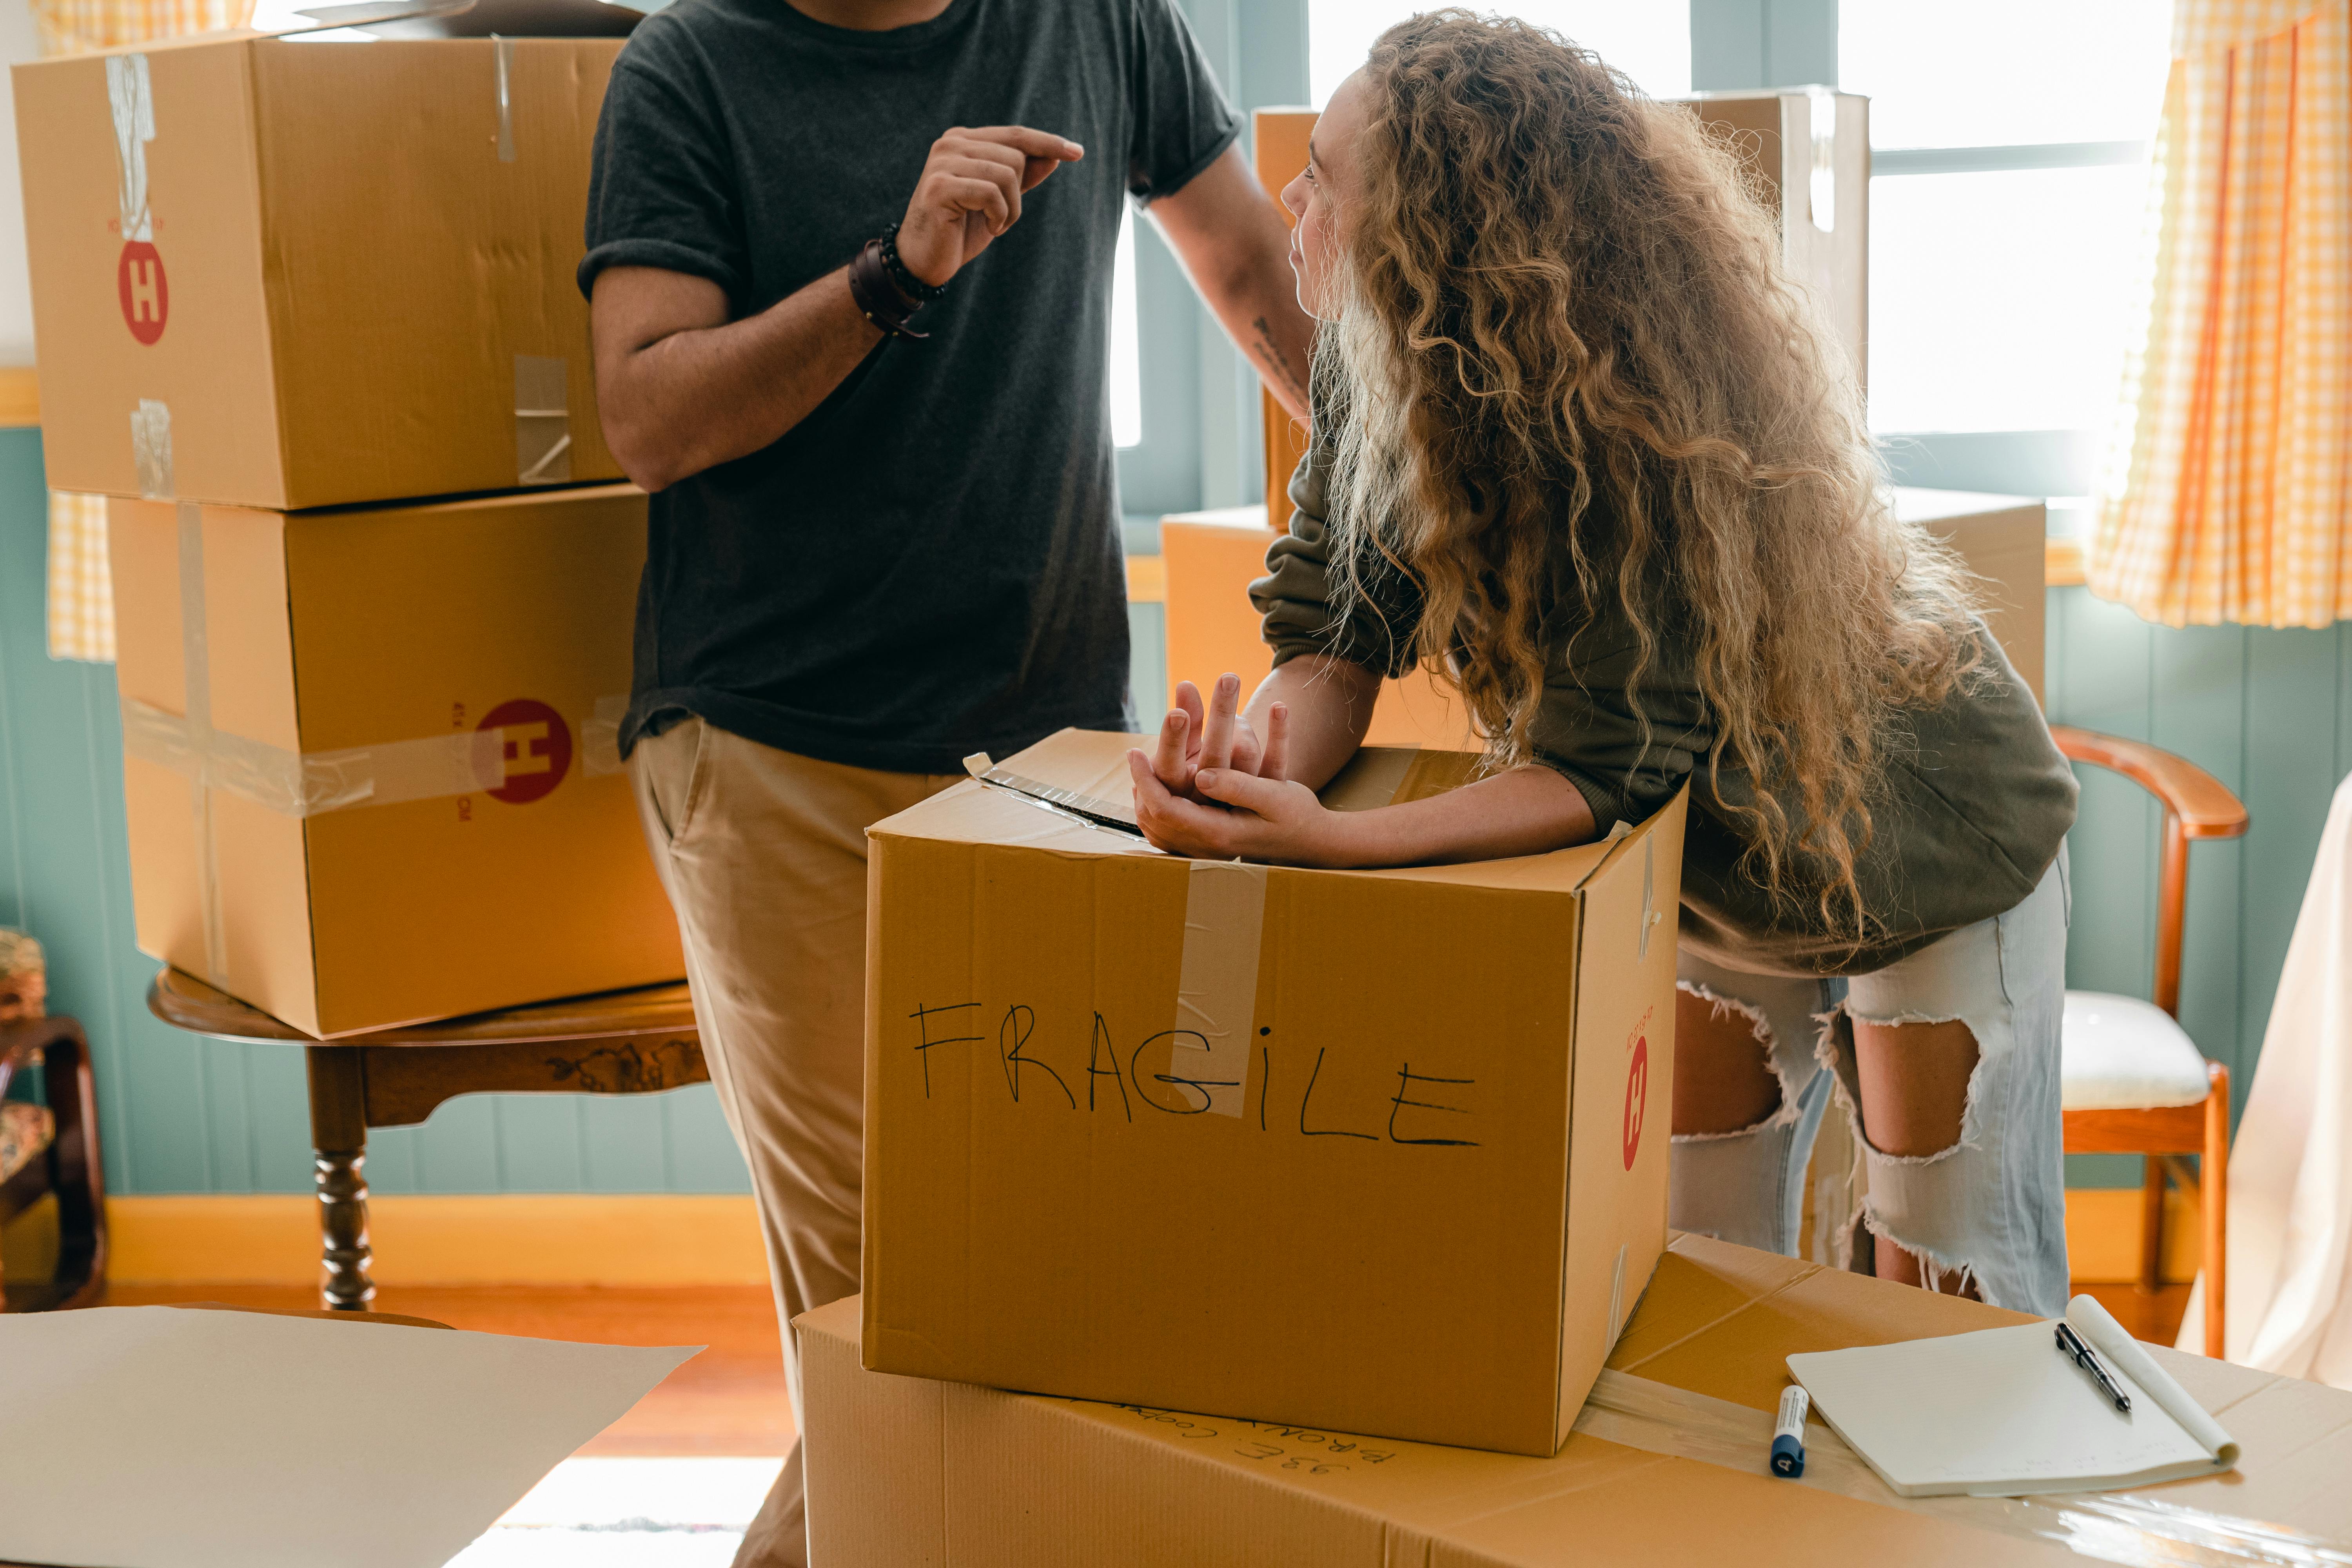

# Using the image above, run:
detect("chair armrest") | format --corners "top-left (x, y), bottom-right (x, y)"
top-left (2049, 726), bottom-right (2249, 839)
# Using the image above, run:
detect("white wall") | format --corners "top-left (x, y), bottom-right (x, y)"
top-left (0, 0), bottom-right (40, 365)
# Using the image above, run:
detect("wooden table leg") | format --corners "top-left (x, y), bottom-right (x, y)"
top-left (305, 1046), bottom-right (375, 1312)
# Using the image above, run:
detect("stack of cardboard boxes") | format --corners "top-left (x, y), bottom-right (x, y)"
top-left (15, 29), bottom-right (682, 1035)
top-left (782, 93), bottom-right (2060, 1563)
top-left (803, 724), bottom-right (1688, 1555)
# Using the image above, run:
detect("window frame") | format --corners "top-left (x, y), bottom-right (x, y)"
top-left (1115, 0), bottom-right (1312, 534)
top-left (1128, 0), bottom-right (2134, 515)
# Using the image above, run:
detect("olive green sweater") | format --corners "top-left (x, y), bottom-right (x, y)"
top-left (1251, 447), bottom-right (2079, 977)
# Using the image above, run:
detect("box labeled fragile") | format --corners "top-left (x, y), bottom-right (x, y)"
top-left (109, 484), bottom-right (681, 1038)
top-left (15, 33), bottom-right (622, 509)
top-left (861, 730), bottom-right (1684, 1455)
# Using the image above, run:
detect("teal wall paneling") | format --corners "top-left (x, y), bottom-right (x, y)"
top-left (2044, 587), bottom-right (2352, 1186)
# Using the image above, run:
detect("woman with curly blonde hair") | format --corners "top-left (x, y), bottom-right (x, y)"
top-left (1129, 11), bottom-right (2080, 1312)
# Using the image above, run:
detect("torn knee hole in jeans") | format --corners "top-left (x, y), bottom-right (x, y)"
top-left (1858, 1204), bottom-right (1984, 1300)
top-left (1671, 980), bottom-right (1807, 1142)
top-left (1817, 1003), bottom-right (1985, 1163)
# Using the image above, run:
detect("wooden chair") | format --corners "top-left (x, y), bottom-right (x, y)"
top-left (2052, 725), bottom-right (2246, 1357)
top-left (147, 969), bottom-right (704, 1312)
top-left (0, 1014), bottom-right (108, 1311)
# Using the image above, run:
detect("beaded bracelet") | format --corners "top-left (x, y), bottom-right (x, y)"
top-left (879, 222), bottom-right (948, 304)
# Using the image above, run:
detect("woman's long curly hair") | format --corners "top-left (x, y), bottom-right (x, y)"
top-left (1321, 11), bottom-right (1984, 942)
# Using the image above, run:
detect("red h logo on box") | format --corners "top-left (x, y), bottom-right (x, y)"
top-left (1622, 1031), bottom-right (1650, 1171)
top-left (117, 241), bottom-right (167, 344)
top-left (479, 698), bottom-right (572, 804)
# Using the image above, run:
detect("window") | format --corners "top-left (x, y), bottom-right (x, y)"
top-left (1840, 2), bottom-right (2172, 459)
top-left (1309, 1), bottom-right (1690, 107)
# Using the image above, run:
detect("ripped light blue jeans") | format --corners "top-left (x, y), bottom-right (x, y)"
top-left (1670, 852), bottom-right (2071, 1316)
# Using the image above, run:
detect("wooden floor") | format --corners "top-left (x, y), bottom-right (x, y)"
top-left (2075, 1280), bottom-right (2193, 1346)
top-left (92, 1272), bottom-right (2193, 1466)
top-left (98, 1282), bottom-right (797, 1457)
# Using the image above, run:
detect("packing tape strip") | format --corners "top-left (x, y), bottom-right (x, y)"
top-left (106, 53), bottom-right (153, 243)
top-left (581, 694), bottom-right (627, 777)
top-left (123, 697), bottom-right (635, 817)
top-left (1171, 860), bottom-right (1264, 1118)
top-left (1577, 1369), bottom-right (2349, 1568)
top-left (493, 34), bottom-right (517, 162)
top-left (132, 399), bottom-right (172, 501)
top-left (514, 355), bottom-right (572, 485)
top-left (176, 503), bottom-right (226, 988)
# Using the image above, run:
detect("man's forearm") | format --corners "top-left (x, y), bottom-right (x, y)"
top-left (1189, 238), bottom-right (1314, 421)
top-left (597, 266), bottom-right (881, 491)
top-left (1149, 147), bottom-right (1317, 422)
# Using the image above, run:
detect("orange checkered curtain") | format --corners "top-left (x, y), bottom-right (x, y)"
top-left (31, 0), bottom-right (252, 663)
top-left (2092, 0), bottom-right (2352, 628)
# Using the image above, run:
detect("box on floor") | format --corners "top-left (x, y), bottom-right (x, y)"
top-left (860, 729), bottom-right (1685, 1455)
top-left (805, 1232), bottom-right (2352, 1566)
top-left (15, 33), bottom-right (622, 510)
top-left (109, 484), bottom-right (681, 1038)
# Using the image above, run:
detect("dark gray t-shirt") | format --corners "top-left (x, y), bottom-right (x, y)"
top-left (580, 0), bottom-right (1239, 771)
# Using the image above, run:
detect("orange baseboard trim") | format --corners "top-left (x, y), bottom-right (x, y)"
top-left (103, 1194), bottom-right (768, 1287)
top-left (0, 367), bottom-right (37, 428)
top-left (2064, 1186), bottom-right (2200, 1285)
top-left (84, 1187), bottom-right (2183, 1288)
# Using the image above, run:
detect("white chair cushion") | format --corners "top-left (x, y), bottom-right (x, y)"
top-left (2060, 991), bottom-right (2213, 1111)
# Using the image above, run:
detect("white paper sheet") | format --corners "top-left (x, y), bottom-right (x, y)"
top-left (0, 1306), bottom-right (699, 1568)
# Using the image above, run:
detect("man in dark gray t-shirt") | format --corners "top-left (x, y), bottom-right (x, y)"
top-left (580, 2), bottom-right (1312, 1560)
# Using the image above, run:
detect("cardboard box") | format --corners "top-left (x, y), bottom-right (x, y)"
top-left (808, 1232), bottom-right (2352, 1565)
top-left (861, 729), bottom-right (1685, 1455)
top-left (1254, 109), bottom-right (1316, 530)
top-left (1160, 484), bottom-right (2050, 751)
top-left (1671, 89), bottom-right (1869, 387)
top-left (109, 484), bottom-right (681, 1037)
top-left (15, 34), bottom-right (621, 509)
top-left (1894, 487), bottom-right (2048, 706)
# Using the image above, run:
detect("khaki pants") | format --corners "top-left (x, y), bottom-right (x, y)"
top-left (630, 718), bottom-right (960, 1568)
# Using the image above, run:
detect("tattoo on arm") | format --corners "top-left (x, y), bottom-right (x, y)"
top-left (1251, 314), bottom-right (1311, 409)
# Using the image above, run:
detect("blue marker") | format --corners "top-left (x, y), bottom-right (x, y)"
top-left (1771, 1385), bottom-right (1809, 1477)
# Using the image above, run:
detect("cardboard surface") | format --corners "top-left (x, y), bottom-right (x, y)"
top-left (109, 484), bottom-right (682, 1036)
top-left (0, 1305), bottom-right (695, 1568)
top-left (1895, 487), bottom-right (2049, 706)
top-left (1256, 108), bottom-right (1316, 530)
top-left (806, 1234), bottom-right (2352, 1566)
top-left (16, 34), bottom-right (621, 509)
top-left (1673, 89), bottom-right (1869, 386)
top-left (1158, 508), bottom-right (1477, 747)
top-left (861, 729), bottom-right (1684, 1455)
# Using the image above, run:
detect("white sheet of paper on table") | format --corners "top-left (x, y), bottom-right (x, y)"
top-left (0, 1306), bottom-right (700, 1568)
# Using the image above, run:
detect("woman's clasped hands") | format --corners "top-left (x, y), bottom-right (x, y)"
top-left (1125, 673), bottom-right (1343, 866)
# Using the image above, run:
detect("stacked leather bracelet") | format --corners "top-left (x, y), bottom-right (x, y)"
top-left (848, 222), bottom-right (947, 341)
